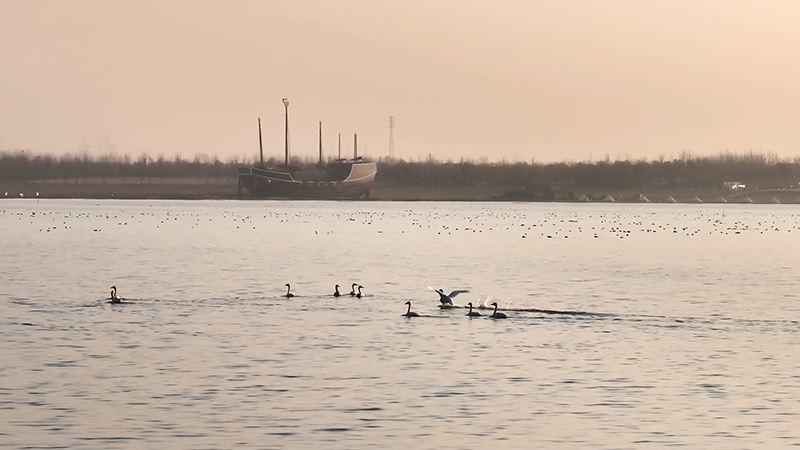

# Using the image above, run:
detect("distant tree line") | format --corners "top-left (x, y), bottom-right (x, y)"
top-left (375, 152), bottom-right (800, 190)
top-left (2, 149), bottom-right (799, 190)
top-left (0, 151), bottom-right (255, 182)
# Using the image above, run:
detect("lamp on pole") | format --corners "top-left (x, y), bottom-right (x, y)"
top-left (282, 98), bottom-right (290, 168)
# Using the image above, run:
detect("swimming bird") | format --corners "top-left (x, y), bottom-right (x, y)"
top-left (435, 288), bottom-right (469, 306)
top-left (356, 285), bottom-right (364, 298)
top-left (402, 301), bottom-right (419, 317)
top-left (109, 286), bottom-right (121, 304)
top-left (333, 284), bottom-right (341, 297)
top-left (466, 302), bottom-right (481, 317)
top-left (349, 283), bottom-right (358, 296)
top-left (490, 302), bottom-right (507, 319)
top-left (284, 283), bottom-right (294, 298)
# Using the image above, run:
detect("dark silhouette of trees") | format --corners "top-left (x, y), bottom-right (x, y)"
top-left (1, 149), bottom-right (799, 190)
top-left (376, 152), bottom-right (800, 190)
top-left (373, 153), bottom-right (800, 189)
top-left (0, 150), bottom-right (255, 182)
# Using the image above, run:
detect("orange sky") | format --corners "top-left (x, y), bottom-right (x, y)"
top-left (1, 0), bottom-right (799, 163)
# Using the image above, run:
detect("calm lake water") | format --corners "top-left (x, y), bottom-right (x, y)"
top-left (1, 199), bottom-right (799, 449)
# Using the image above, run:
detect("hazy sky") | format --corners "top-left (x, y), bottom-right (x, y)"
top-left (2, 0), bottom-right (799, 163)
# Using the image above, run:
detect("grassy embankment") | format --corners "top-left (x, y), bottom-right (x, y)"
top-left (2, 178), bottom-right (799, 203)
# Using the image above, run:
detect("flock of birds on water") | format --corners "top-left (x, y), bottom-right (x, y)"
top-left (401, 289), bottom-right (507, 319)
top-left (107, 284), bottom-right (509, 319)
top-left (9, 204), bottom-right (800, 323)
top-left (3, 205), bottom-right (799, 240)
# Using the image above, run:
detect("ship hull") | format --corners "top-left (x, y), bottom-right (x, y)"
top-left (237, 162), bottom-right (377, 199)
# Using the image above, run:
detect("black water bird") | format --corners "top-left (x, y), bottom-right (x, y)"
top-left (490, 302), bottom-right (507, 319)
top-left (284, 283), bottom-right (294, 298)
top-left (356, 285), bottom-right (364, 298)
top-left (466, 302), bottom-right (481, 317)
top-left (109, 286), bottom-right (122, 304)
top-left (349, 283), bottom-right (358, 296)
top-left (333, 284), bottom-right (341, 297)
top-left (402, 301), bottom-right (419, 317)
top-left (435, 288), bottom-right (469, 306)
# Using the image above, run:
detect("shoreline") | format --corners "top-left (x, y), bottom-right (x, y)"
top-left (2, 179), bottom-right (799, 204)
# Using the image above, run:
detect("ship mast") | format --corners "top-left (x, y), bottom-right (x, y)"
top-left (282, 98), bottom-right (290, 168)
top-left (354, 133), bottom-right (357, 160)
top-left (319, 121), bottom-right (323, 165)
top-left (258, 117), bottom-right (264, 169)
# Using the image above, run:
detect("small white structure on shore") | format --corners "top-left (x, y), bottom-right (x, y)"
top-left (689, 196), bottom-right (703, 203)
top-left (722, 181), bottom-right (746, 190)
top-left (578, 195), bottom-right (590, 202)
top-left (602, 195), bottom-right (615, 202)
top-left (768, 196), bottom-right (780, 204)
top-left (664, 196), bottom-right (677, 203)
top-left (637, 194), bottom-right (650, 202)
top-left (740, 196), bottom-right (753, 203)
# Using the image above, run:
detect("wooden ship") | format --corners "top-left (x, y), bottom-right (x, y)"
top-left (238, 99), bottom-right (377, 199)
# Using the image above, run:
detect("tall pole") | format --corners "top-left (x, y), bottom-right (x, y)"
top-left (388, 115), bottom-right (395, 159)
top-left (258, 117), bottom-right (264, 169)
top-left (318, 121), bottom-right (323, 165)
top-left (354, 133), bottom-right (358, 160)
top-left (338, 133), bottom-right (341, 160)
top-left (283, 98), bottom-right (289, 167)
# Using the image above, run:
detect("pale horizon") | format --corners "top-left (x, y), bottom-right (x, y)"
top-left (2, 1), bottom-right (799, 164)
